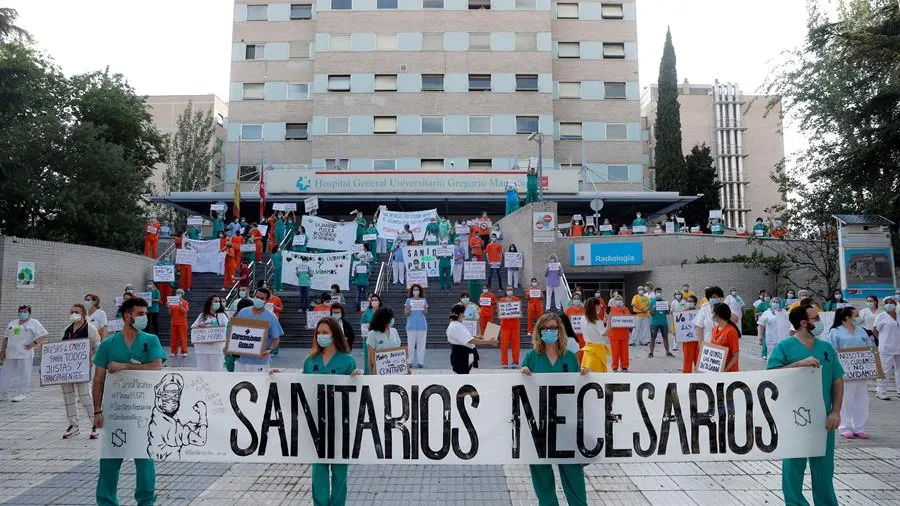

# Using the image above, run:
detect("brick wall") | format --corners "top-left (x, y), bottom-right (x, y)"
top-left (0, 236), bottom-right (157, 340)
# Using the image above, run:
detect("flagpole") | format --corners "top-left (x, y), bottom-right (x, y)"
top-left (235, 134), bottom-right (242, 219)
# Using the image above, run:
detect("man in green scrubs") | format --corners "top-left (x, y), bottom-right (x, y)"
top-left (767, 304), bottom-right (844, 506)
top-left (92, 297), bottom-right (165, 506)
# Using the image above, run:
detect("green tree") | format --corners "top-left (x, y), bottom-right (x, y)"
top-left (653, 27), bottom-right (686, 191)
top-left (0, 8), bottom-right (31, 42)
top-left (163, 101), bottom-right (219, 195)
top-left (679, 144), bottom-right (722, 229)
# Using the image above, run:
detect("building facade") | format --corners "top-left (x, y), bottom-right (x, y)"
top-left (641, 80), bottom-right (784, 229)
top-left (223, 0), bottom-right (647, 206)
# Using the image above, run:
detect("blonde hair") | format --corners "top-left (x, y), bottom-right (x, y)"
top-left (531, 313), bottom-right (568, 355)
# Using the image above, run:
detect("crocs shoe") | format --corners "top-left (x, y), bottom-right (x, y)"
top-left (854, 432), bottom-right (869, 440)
top-left (841, 432), bottom-right (855, 440)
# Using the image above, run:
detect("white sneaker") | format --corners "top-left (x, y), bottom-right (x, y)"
top-left (63, 425), bottom-right (80, 439)
top-left (10, 394), bottom-right (26, 402)
top-left (876, 392), bottom-right (891, 400)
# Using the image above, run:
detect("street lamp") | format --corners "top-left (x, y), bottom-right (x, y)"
top-left (527, 132), bottom-right (544, 201)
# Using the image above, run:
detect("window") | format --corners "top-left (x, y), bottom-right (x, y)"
top-left (423, 33), bottom-right (443, 51)
top-left (290, 41), bottom-right (310, 59)
top-left (469, 159), bottom-right (491, 170)
top-left (327, 74), bottom-right (351, 91)
top-left (560, 163), bottom-right (582, 171)
top-left (245, 44), bottom-right (265, 60)
top-left (608, 165), bottom-right (629, 181)
top-left (330, 34), bottom-right (351, 51)
top-left (423, 0), bottom-right (443, 8)
top-left (469, 32), bottom-right (490, 50)
top-left (240, 165), bottom-right (261, 181)
top-left (469, 116), bottom-right (491, 134)
top-left (326, 117), bottom-right (349, 134)
top-left (516, 116), bottom-right (539, 134)
top-left (285, 123), bottom-right (309, 140)
top-left (374, 74), bottom-right (398, 91)
top-left (516, 74), bottom-right (538, 91)
top-left (606, 123), bottom-right (627, 140)
top-left (469, 0), bottom-right (490, 8)
top-left (600, 3), bottom-right (624, 19)
top-left (287, 83), bottom-right (310, 99)
top-left (559, 122), bottom-right (582, 140)
top-left (421, 159), bottom-right (444, 170)
top-left (515, 0), bottom-right (536, 8)
top-left (559, 81), bottom-right (581, 98)
top-left (242, 83), bottom-right (264, 100)
top-left (516, 32), bottom-right (537, 51)
top-left (556, 3), bottom-right (578, 18)
top-left (377, 0), bottom-right (398, 7)
top-left (374, 159), bottom-right (396, 170)
top-left (468, 74), bottom-right (491, 91)
top-left (421, 116), bottom-right (444, 134)
top-left (291, 4), bottom-right (312, 19)
top-left (241, 124), bottom-right (262, 140)
top-left (604, 81), bottom-right (627, 99)
top-left (247, 5), bottom-right (268, 20)
top-left (602, 42), bottom-right (626, 59)
top-left (326, 158), bottom-right (349, 170)
top-left (558, 42), bottom-right (580, 58)
top-left (374, 116), bottom-right (397, 134)
top-left (332, 0), bottom-right (351, 9)
top-left (422, 74), bottom-right (444, 91)
top-left (376, 34), bottom-right (398, 51)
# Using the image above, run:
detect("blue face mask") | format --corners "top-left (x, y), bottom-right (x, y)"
top-left (316, 334), bottom-right (333, 348)
top-left (212, 302), bottom-right (221, 311)
top-left (132, 315), bottom-right (148, 331)
top-left (709, 298), bottom-right (719, 305)
top-left (252, 298), bottom-right (266, 309)
top-left (18, 312), bottom-right (29, 321)
top-left (540, 329), bottom-right (559, 344)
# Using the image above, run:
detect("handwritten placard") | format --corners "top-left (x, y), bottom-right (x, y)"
top-left (374, 347), bottom-right (409, 376)
top-left (698, 342), bottom-right (729, 373)
top-left (455, 225), bottom-right (469, 235)
top-left (153, 265), bottom-right (175, 283)
top-left (175, 248), bottom-right (197, 266)
top-left (674, 310), bottom-right (698, 343)
top-left (665, 222), bottom-right (675, 234)
top-left (655, 301), bottom-right (668, 312)
top-left (136, 291), bottom-right (152, 304)
top-left (224, 318), bottom-right (269, 357)
top-left (166, 296), bottom-right (182, 306)
top-left (398, 232), bottom-right (413, 241)
top-left (363, 234), bottom-right (377, 242)
top-left (464, 261), bottom-right (486, 280)
top-left (293, 235), bottom-right (306, 246)
top-left (187, 216), bottom-right (205, 226)
top-left (599, 225), bottom-right (613, 232)
top-left (356, 264), bottom-right (368, 274)
top-left (304, 196), bottom-right (319, 212)
top-left (408, 299), bottom-right (426, 311)
top-left (499, 301), bottom-right (521, 319)
top-left (529, 289), bottom-right (542, 299)
top-left (633, 225), bottom-right (648, 234)
top-left (571, 315), bottom-right (584, 333)
top-left (610, 315), bottom-right (636, 328)
top-left (40, 340), bottom-right (91, 386)
top-left (240, 244), bottom-right (256, 253)
top-left (106, 319), bottom-right (124, 333)
top-left (505, 252), bottom-right (523, 268)
top-left (548, 262), bottom-right (560, 271)
top-left (479, 297), bottom-right (492, 307)
top-left (306, 311), bottom-right (329, 330)
top-left (191, 326), bottom-right (228, 344)
top-left (146, 226), bottom-right (157, 234)
top-left (463, 320), bottom-right (478, 337)
top-left (360, 323), bottom-right (369, 335)
top-left (838, 347), bottom-right (884, 381)
top-left (405, 269), bottom-right (428, 288)
top-left (434, 246), bottom-right (453, 257)
top-left (210, 203), bottom-right (226, 212)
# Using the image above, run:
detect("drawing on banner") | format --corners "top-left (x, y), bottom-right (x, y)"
top-left (40, 340), bottom-right (91, 386)
top-left (191, 327), bottom-right (228, 344)
top-left (374, 347), bottom-right (409, 376)
top-left (146, 373), bottom-right (208, 461)
top-left (306, 311), bottom-right (330, 330)
top-left (697, 342), bottom-right (729, 373)
top-left (610, 315), bottom-right (636, 328)
top-left (405, 269), bottom-right (428, 288)
top-left (838, 347), bottom-right (885, 381)
top-left (533, 212), bottom-right (555, 231)
top-left (499, 301), bottom-right (521, 319)
top-left (376, 208), bottom-right (438, 242)
top-left (225, 318), bottom-right (269, 357)
top-left (301, 215), bottom-right (357, 251)
top-left (281, 251), bottom-right (352, 291)
top-left (403, 246), bottom-right (441, 277)
top-left (16, 261), bottom-right (35, 288)
top-left (153, 265), bottom-right (175, 283)
top-left (674, 310), bottom-right (698, 342)
top-left (504, 252), bottom-right (523, 268)
top-left (464, 261), bottom-right (486, 280)
top-left (175, 248), bottom-right (197, 266)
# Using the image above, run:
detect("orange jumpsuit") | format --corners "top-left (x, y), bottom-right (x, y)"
top-left (571, 223), bottom-right (584, 237)
top-left (219, 236), bottom-right (227, 251)
top-left (468, 233), bottom-right (484, 261)
top-left (565, 306), bottom-right (586, 348)
top-left (595, 298), bottom-right (608, 320)
top-left (157, 282), bottom-right (172, 308)
top-left (498, 296), bottom-right (521, 366)
top-left (144, 221), bottom-right (160, 258)
top-left (525, 285), bottom-right (543, 334)
top-left (608, 305), bottom-right (632, 371)
top-left (251, 228), bottom-right (263, 262)
top-left (682, 342), bottom-right (700, 373)
top-left (175, 237), bottom-right (192, 291)
top-left (269, 294), bottom-right (284, 319)
top-left (223, 245), bottom-right (237, 289)
top-left (478, 291), bottom-right (496, 335)
top-left (232, 235), bottom-right (244, 260)
top-left (169, 299), bottom-right (189, 355)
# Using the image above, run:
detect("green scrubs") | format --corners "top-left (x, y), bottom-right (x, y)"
top-left (365, 225), bottom-right (378, 253)
top-left (520, 349), bottom-right (588, 506)
top-left (756, 302), bottom-right (770, 357)
top-left (272, 251), bottom-right (283, 291)
top-left (212, 217), bottom-right (224, 239)
top-left (360, 309), bottom-right (375, 375)
top-left (526, 172), bottom-right (539, 203)
top-left (632, 218), bottom-right (647, 234)
top-left (94, 331), bottom-right (166, 506)
top-left (767, 337), bottom-right (844, 506)
top-left (438, 254), bottom-right (452, 291)
top-left (304, 351), bottom-right (356, 506)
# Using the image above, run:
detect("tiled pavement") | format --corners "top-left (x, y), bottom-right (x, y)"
top-left (2, 340), bottom-right (899, 505)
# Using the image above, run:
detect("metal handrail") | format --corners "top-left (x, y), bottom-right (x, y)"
top-left (559, 268), bottom-right (573, 307)
top-left (224, 259), bottom-right (257, 307)
top-left (374, 261), bottom-right (388, 295)
top-left (159, 242), bottom-right (176, 262)
top-left (264, 228), bottom-right (295, 287)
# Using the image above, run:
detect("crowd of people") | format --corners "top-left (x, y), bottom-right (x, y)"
top-left (557, 213), bottom-right (790, 237)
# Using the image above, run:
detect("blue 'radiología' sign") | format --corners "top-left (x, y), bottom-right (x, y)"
top-left (570, 242), bottom-right (643, 266)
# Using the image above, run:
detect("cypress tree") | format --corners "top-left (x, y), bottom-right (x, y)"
top-left (653, 27), bottom-right (685, 191)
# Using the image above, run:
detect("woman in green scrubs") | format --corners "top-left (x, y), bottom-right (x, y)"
top-left (520, 313), bottom-right (589, 506)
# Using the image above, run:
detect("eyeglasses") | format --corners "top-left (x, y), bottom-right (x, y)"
top-left (541, 324), bottom-right (559, 331)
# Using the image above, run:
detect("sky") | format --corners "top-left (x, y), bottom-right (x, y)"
top-left (9, 0), bottom-right (811, 153)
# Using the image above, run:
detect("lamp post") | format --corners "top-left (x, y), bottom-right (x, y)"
top-left (528, 132), bottom-right (544, 201)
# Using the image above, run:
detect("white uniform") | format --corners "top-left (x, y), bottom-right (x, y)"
top-left (724, 294), bottom-right (744, 329)
top-left (191, 313), bottom-right (229, 371)
top-left (859, 307), bottom-right (879, 332)
top-left (1, 318), bottom-right (48, 397)
top-left (758, 308), bottom-right (791, 350)
top-left (874, 312), bottom-right (900, 396)
top-left (87, 308), bottom-right (108, 334)
top-left (693, 302), bottom-right (716, 343)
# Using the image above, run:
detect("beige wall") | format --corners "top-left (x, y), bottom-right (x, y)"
top-left (742, 97), bottom-right (784, 218)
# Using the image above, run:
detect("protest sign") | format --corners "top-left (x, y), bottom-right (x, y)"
top-left (398, 232), bottom-right (413, 241)
top-left (709, 210), bottom-right (723, 219)
top-left (363, 234), bottom-right (378, 242)
top-left (146, 225), bottom-right (157, 234)
top-left (402, 246), bottom-right (440, 277)
top-left (167, 296), bottom-right (182, 306)
top-left (374, 347), bottom-right (409, 376)
top-left (571, 315), bottom-right (584, 333)
top-left (463, 320), bottom-right (478, 337)
top-left (304, 196), bottom-right (319, 213)
top-left (293, 235), bottom-right (306, 246)
top-left (533, 211), bottom-right (555, 231)
top-left (187, 216), bottom-right (205, 226)
top-left (100, 368), bottom-right (828, 464)
top-left (136, 291), bottom-right (152, 304)
top-left (665, 222), bottom-right (675, 234)
top-left (376, 208), bottom-right (438, 241)
top-left (483, 322), bottom-right (500, 341)
top-left (107, 319), bottom-right (124, 333)
top-left (360, 323), bottom-right (369, 335)
top-left (306, 311), bottom-right (330, 330)
top-left (464, 261), bottom-right (486, 280)
top-left (632, 225), bottom-right (648, 234)
top-left (674, 310), bottom-right (698, 342)
top-left (283, 203), bottom-right (298, 212)
top-left (257, 224), bottom-right (268, 236)
top-left (153, 265), bottom-right (175, 283)
top-left (479, 297), bottom-right (492, 307)
top-left (611, 315), bottom-right (636, 328)
top-left (281, 251), bottom-right (352, 291)
top-left (211, 203), bottom-right (226, 212)
top-left (408, 299), bottom-right (426, 311)
top-left (191, 327), bottom-right (228, 344)
top-left (599, 225), bottom-right (613, 232)
top-left (455, 225), bottom-right (469, 235)
top-left (698, 342), bottom-right (729, 373)
top-left (351, 244), bottom-right (365, 254)
top-left (406, 269), bottom-right (428, 288)
top-left (184, 239), bottom-right (226, 275)
top-left (355, 264), bottom-right (368, 274)
top-left (434, 246), bottom-right (453, 257)
top-left (360, 301), bottom-right (368, 313)
top-left (499, 301), bottom-right (521, 319)
top-left (40, 340), bottom-right (91, 386)
top-left (838, 347), bottom-right (884, 381)
top-left (175, 248), bottom-right (197, 266)
top-left (655, 301), bottom-right (668, 312)
top-left (529, 289), bottom-right (542, 299)
top-left (755, 229), bottom-right (765, 237)
top-left (240, 244), bottom-right (256, 253)
top-left (505, 252), bottom-right (523, 268)
top-left (225, 318), bottom-right (269, 357)
top-left (548, 262), bottom-right (560, 271)
top-left (301, 215), bottom-right (358, 251)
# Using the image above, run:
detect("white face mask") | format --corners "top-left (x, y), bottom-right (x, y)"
top-left (70, 313), bottom-right (83, 322)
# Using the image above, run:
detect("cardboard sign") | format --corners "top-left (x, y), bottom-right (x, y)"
top-left (187, 216), bottom-right (205, 226)
top-left (571, 315), bottom-right (584, 333)
top-left (611, 315), bottom-right (636, 328)
top-left (599, 225), bottom-right (613, 232)
top-left (483, 322), bottom-right (501, 341)
top-left (240, 244), bottom-right (256, 253)
top-left (480, 297), bottom-right (492, 307)
top-left (573, 214), bottom-right (583, 221)
top-left (408, 299), bottom-right (426, 311)
top-left (304, 196), bottom-right (319, 212)
top-left (293, 235), bottom-right (306, 246)
top-left (355, 264), bottom-right (368, 274)
top-left (838, 347), bottom-right (885, 381)
top-left (655, 301), bottom-right (668, 312)
top-left (306, 311), bottom-right (330, 330)
top-left (529, 289), bottom-right (542, 299)
top-left (405, 269), bottom-right (428, 288)
top-left (499, 301), bottom-right (521, 319)
top-left (434, 246), bottom-right (453, 257)
top-left (374, 346), bottom-right (409, 376)
top-left (674, 310), bottom-right (698, 343)
top-left (548, 262), bottom-right (561, 271)
top-left (463, 320), bottom-right (478, 337)
top-left (191, 326), bottom-right (228, 344)
top-left (464, 261), bottom-right (486, 280)
top-left (175, 248), bottom-right (197, 266)
top-left (665, 222), bottom-right (675, 234)
top-left (106, 319), bottom-right (124, 333)
top-left (40, 339), bottom-right (92, 386)
top-left (146, 226), bottom-right (157, 234)
top-left (153, 265), bottom-right (175, 283)
top-left (363, 234), bottom-right (378, 242)
top-left (633, 225), bottom-right (648, 234)
top-left (455, 225), bottom-right (470, 235)
top-left (225, 318), bottom-right (269, 357)
top-left (167, 296), bottom-right (182, 306)
top-left (698, 342), bottom-right (729, 373)
top-left (505, 252), bottom-right (523, 268)
top-left (210, 203), bottom-right (226, 212)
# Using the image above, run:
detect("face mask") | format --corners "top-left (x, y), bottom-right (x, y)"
top-left (655, 292), bottom-right (662, 298)
top-left (771, 302), bottom-right (781, 310)
top-left (787, 293), bottom-right (795, 298)
top-left (176, 291), bottom-right (185, 297)
top-left (854, 316), bottom-right (865, 326)
top-left (686, 302), bottom-right (695, 309)
top-left (317, 334), bottom-right (333, 348)
top-left (84, 299), bottom-right (93, 307)
top-left (674, 294), bottom-right (682, 300)
top-left (809, 322), bottom-right (823, 336)
top-left (835, 294), bottom-right (842, 300)
top-left (531, 281), bottom-right (537, 286)
top-left (615, 300), bottom-right (624, 307)
top-left (682, 286), bottom-right (689, 291)
top-left (371, 300), bottom-right (379, 308)
top-left (252, 298), bottom-right (266, 309)
top-left (506, 291), bottom-right (513, 296)
top-left (540, 329), bottom-right (559, 344)
top-left (239, 291), bottom-right (247, 298)
top-left (709, 298), bottom-right (719, 305)
top-left (461, 297), bottom-right (470, 305)
top-left (573, 299), bottom-right (582, 306)
top-left (482, 289), bottom-right (488, 293)
top-left (212, 302), bottom-right (221, 311)
top-left (70, 313), bottom-right (83, 322)
top-left (413, 290), bottom-right (420, 296)
top-left (331, 313), bottom-right (342, 320)
top-left (866, 302), bottom-right (875, 309)
top-left (730, 291), bottom-right (737, 296)
top-left (638, 290), bottom-right (645, 295)
top-left (886, 304), bottom-right (897, 312)
top-left (18, 312), bottom-right (29, 320)
top-left (132, 315), bottom-right (148, 331)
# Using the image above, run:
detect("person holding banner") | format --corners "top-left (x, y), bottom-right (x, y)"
top-left (498, 286), bottom-right (522, 368)
top-left (211, 212), bottom-right (224, 239)
top-left (190, 296), bottom-right (228, 372)
top-left (404, 285), bottom-right (429, 369)
top-left (60, 303), bottom-right (100, 439)
top-left (366, 307), bottom-right (402, 374)
top-left (1, 305), bottom-right (48, 402)
top-left (631, 212), bottom-right (647, 235)
top-left (828, 307), bottom-right (874, 438)
top-left (143, 216), bottom-right (160, 258)
top-left (521, 313), bottom-right (589, 506)
top-left (505, 244), bottom-right (521, 289)
top-left (168, 289), bottom-right (190, 357)
top-left (175, 233), bottom-right (193, 291)
top-left (564, 293), bottom-right (586, 348)
top-left (234, 288), bottom-right (284, 373)
top-left (709, 303), bottom-right (741, 372)
top-left (873, 297), bottom-right (900, 400)
top-left (437, 241), bottom-right (453, 291)
top-left (544, 255), bottom-right (564, 311)
top-left (525, 278), bottom-right (543, 336)
top-left (478, 287), bottom-right (496, 336)
top-left (447, 304), bottom-right (497, 374)
top-left (648, 290), bottom-right (673, 358)
top-left (468, 229), bottom-right (484, 261)
top-left (581, 298), bottom-right (610, 372)
top-left (84, 294), bottom-right (109, 340)
top-left (767, 305), bottom-right (844, 506)
top-left (607, 294), bottom-right (631, 371)
top-left (292, 225), bottom-right (308, 253)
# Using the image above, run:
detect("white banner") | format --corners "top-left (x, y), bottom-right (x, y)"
top-left (281, 251), bottom-right (352, 291)
top-left (40, 340), bottom-right (91, 386)
top-left (153, 265), bottom-right (175, 283)
top-left (402, 246), bottom-right (440, 277)
top-left (100, 369), bottom-right (827, 464)
top-left (376, 209), bottom-right (438, 242)
top-left (175, 249), bottom-right (197, 266)
top-left (191, 327), bottom-right (228, 344)
top-left (464, 261), bottom-right (486, 280)
top-left (301, 215), bottom-right (357, 251)
top-left (184, 239), bottom-right (226, 275)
